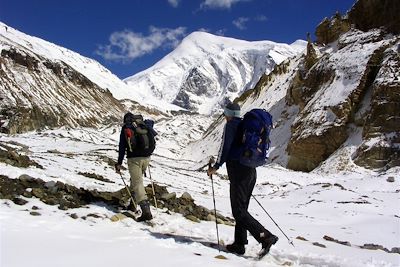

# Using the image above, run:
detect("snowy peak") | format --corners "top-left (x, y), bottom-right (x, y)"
top-left (124, 31), bottom-right (306, 115)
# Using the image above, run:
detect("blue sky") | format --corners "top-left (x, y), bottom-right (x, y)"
top-left (1, 0), bottom-right (355, 79)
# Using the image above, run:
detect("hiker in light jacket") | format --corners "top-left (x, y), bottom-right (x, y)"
top-left (115, 112), bottom-right (156, 222)
top-left (207, 102), bottom-right (278, 256)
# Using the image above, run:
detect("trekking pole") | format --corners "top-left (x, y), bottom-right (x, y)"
top-left (251, 194), bottom-right (294, 247)
top-left (208, 157), bottom-right (221, 253)
top-left (148, 165), bottom-right (158, 210)
top-left (119, 173), bottom-right (137, 212)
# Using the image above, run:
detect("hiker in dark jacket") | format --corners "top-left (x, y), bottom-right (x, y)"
top-left (207, 102), bottom-right (278, 256)
top-left (115, 112), bottom-right (156, 222)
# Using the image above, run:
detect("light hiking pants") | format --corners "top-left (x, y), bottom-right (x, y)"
top-left (127, 157), bottom-right (150, 203)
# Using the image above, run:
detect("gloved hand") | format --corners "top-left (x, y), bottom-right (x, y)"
top-left (207, 166), bottom-right (217, 177)
top-left (115, 164), bottom-right (122, 174)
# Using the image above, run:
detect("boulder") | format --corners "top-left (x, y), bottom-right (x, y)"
top-left (161, 192), bottom-right (177, 200)
top-left (185, 214), bottom-right (200, 223)
top-left (181, 192), bottom-right (193, 201)
top-left (387, 177), bottom-right (395, 182)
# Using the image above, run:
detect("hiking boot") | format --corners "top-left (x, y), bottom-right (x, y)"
top-left (226, 243), bottom-right (245, 255)
top-left (136, 200), bottom-right (152, 222)
top-left (259, 234), bottom-right (278, 257)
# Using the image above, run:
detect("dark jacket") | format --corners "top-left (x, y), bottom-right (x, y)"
top-left (214, 117), bottom-right (242, 169)
top-left (117, 119), bottom-right (157, 165)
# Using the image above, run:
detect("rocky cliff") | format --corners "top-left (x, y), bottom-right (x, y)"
top-left (348, 0), bottom-right (400, 35)
top-left (287, 29), bottom-right (399, 171)
top-left (201, 0), bottom-right (399, 172)
top-left (284, 0), bottom-right (399, 171)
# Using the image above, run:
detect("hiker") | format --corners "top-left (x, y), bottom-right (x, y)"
top-left (115, 112), bottom-right (157, 222)
top-left (207, 102), bottom-right (278, 256)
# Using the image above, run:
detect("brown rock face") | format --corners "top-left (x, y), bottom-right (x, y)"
top-left (315, 12), bottom-right (351, 45)
top-left (348, 0), bottom-right (400, 34)
top-left (287, 64), bottom-right (335, 110)
top-left (287, 125), bottom-right (348, 171)
top-left (1, 49), bottom-right (39, 71)
top-left (353, 43), bottom-right (400, 168)
top-left (286, 29), bottom-right (396, 171)
top-left (286, 51), bottom-right (345, 171)
top-left (315, 0), bottom-right (399, 45)
top-left (304, 35), bottom-right (318, 71)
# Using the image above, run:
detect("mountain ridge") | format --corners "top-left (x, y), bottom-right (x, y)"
top-left (124, 31), bottom-right (306, 114)
top-left (184, 0), bottom-right (399, 172)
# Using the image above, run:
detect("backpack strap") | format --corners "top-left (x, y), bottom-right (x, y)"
top-left (135, 122), bottom-right (148, 135)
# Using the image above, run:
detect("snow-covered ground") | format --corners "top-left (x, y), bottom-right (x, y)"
top-left (1, 116), bottom-right (399, 267)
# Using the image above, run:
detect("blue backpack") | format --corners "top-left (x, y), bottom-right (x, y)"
top-left (238, 109), bottom-right (273, 168)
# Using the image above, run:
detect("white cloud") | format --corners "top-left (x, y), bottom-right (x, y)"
top-left (197, 27), bottom-right (227, 36)
top-left (197, 28), bottom-right (210, 33)
top-left (96, 26), bottom-right (187, 62)
top-left (215, 29), bottom-right (227, 36)
top-left (200, 0), bottom-right (250, 10)
top-left (168, 0), bottom-right (180, 8)
top-left (255, 15), bottom-right (267, 21)
top-left (233, 17), bottom-right (250, 30)
top-left (232, 15), bottom-right (267, 31)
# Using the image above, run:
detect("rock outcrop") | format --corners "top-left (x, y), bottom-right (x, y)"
top-left (316, 0), bottom-right (400, 45)
top-left (285, 0), bottom-right (400, 171)
top-left (315, 12), bottom-right (351, 45)
top-left (348, 0), bottom-right (400, 34)
top-left (353, 42), bottom-right (400, 168)
top-left (287, 29), bottom-right (399, 171)
top-left (0, 174), bottom-right (234, 225)
top-left (0, 142), bottom-right (43, 168)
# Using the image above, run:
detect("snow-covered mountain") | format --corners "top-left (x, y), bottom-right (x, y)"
top-left (0, 22), bottom-right (137, 100)
top-left (124, 31), bottom-right (306, 114)
top-left (183, 0), bottom-right (399, 172)
top-left (0, 22), bottom-right (178, 134)
top-left (1, 1), bottom-right (399, 266)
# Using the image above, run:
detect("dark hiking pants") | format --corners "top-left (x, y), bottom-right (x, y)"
top-left (226, 160), bottom-right (272, 245)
